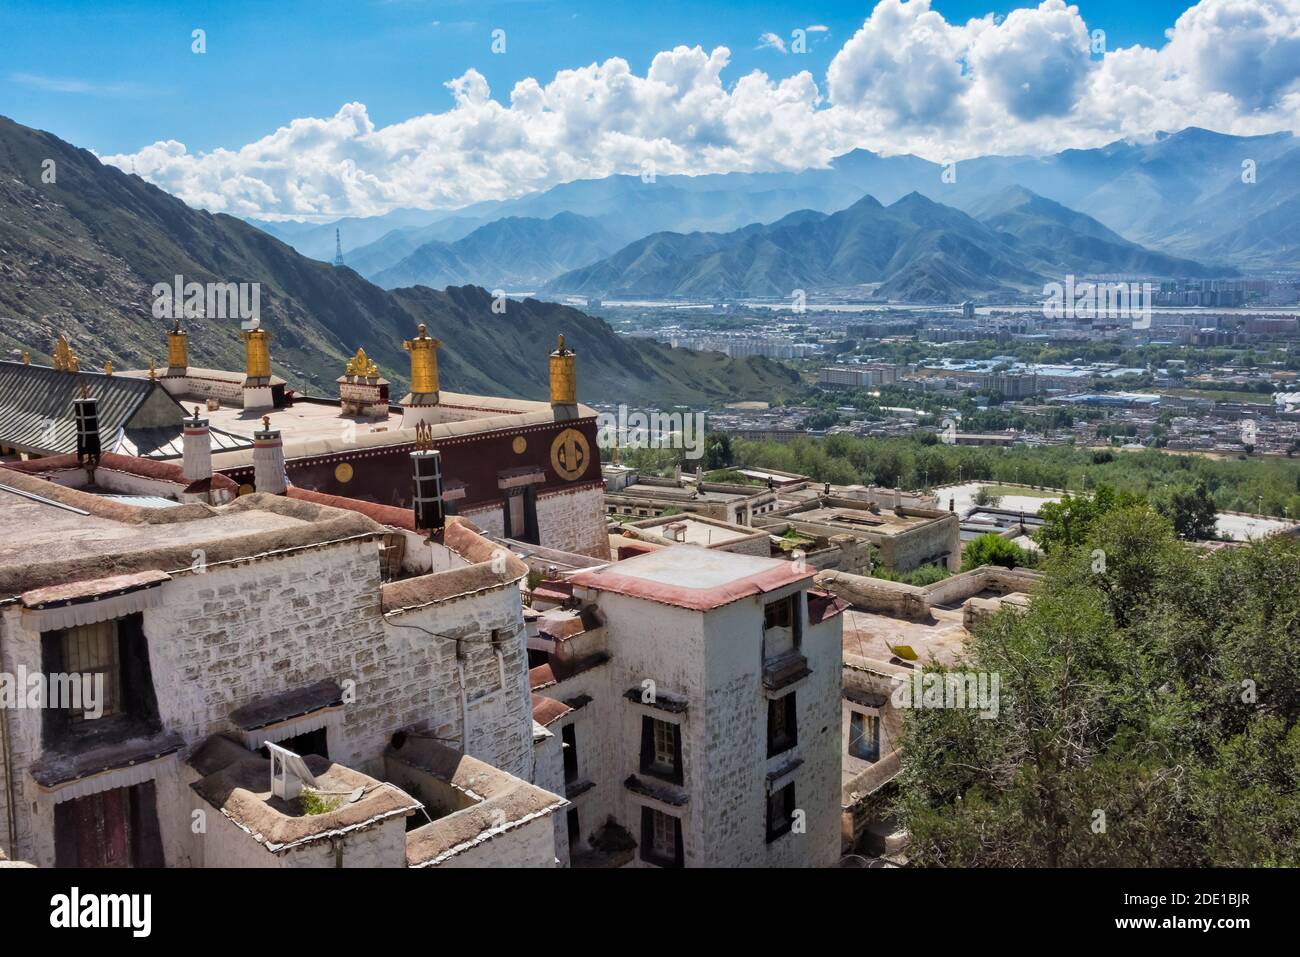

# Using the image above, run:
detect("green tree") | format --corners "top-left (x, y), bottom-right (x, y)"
top-left (894, 507), bottom-right (1300, 866)
top-left (961, 533), bottom-right (1034, 571)
top-left (1155, 480), bottom-right (1218, 540)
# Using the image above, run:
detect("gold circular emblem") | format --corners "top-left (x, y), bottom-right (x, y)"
top-left (238, 483), bottom-right (254, 496)
top-left (550, 428), bottom-right (590, 481)
top-left (334, 462), bottom-right (354, 483)
top-left (512, 435), bottom-right (527, 454)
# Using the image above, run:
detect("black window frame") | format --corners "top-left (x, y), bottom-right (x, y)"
top-left (639, 715), bottom-right (684, 785)
top-left (766, 782), bottom-right (796, 843)
top-left (766, 691), bottom-right (798, 758)
top-left (40, 612), bottom-right (161, 750)
top-left (639, 805), bottom-right (684, 867)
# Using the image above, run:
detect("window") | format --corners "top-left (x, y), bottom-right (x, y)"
top-left (562, 723), bottom-right (578, 783)
top-left (566, 807), bottom-right (581, 847)
top-left (764, 596), bottom-right (793, 630)
top-left (639, 806), bottom-right (683, 867)
top-left (40, 613), bottom-right (160, 748)
top-left (639, 716), bottom-right (683, 784)
top-left (269, 727), bottom-right (329, 760)
top-left (766, 782), bottom-right (796, 843)
top-left (849, 711), bottom-right (880, 762)
top-left (762, 593), bottom-right (803, 660)
top-left (767, 692), bottom-right (798, 757)
top-left (60, 621), bottom-right (122, 721)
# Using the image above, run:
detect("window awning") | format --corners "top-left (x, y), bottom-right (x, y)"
top-left (20, 570), bottom-right (171, 631)
top-left (31, 730), bottom-right (184, 804)
top-left (229, 679), bottom-right (344, 750)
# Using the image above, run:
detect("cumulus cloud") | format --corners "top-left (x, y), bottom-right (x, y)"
top-left (102, 0), bottom-right (1300, 219)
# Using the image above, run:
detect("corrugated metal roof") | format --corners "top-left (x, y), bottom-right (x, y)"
top-left (120, 425), bottom-right (251, 459)
top-left (0, 361), bottom-right (183, 456)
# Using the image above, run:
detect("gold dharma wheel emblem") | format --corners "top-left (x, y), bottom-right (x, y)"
top-left (550, 428), bottom-right (590, 481)
top-left (334, 462), bottom-right (354, 483)
top-left (512, 435), bottom-right (527, 454)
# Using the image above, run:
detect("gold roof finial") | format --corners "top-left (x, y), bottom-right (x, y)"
top-left (80, 382), bottom-right (90, 400)
top-left (262, 415), bottom-right (271, 431)
top-left (104, 360), bottom-right (113, 376)
top-left (148, 358), bottom-right (156, 380)
top-left (193, 405), bottom-right (201, 419)
top-left (345, 346), bottom-right (379, 378)
top-left (21, 351), bottom-right (30, 365)
top-left (52, 335), bottom-right (80, 373)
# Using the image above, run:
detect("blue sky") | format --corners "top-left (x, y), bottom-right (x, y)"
top-left (1, 0), bottom-right (1200, 155)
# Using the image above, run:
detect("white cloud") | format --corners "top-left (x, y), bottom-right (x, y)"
top-left (758, 32), bottom-right (787, 53)
top-left (102, 0), bottom-right (1300, 219)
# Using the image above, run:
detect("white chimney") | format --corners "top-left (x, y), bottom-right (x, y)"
top-left (253, 416), bottom-right (287, 495)
top-left (182, 407), bottom-right (212, 483)
top-left (894, 487), bottom-right (902, 509)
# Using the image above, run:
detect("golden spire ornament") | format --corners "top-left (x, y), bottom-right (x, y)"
top-left (345, 346), bottom-right (379, 378)
top-left (52, 335), bottom-right (80, 373)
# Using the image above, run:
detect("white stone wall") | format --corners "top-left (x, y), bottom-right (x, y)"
top-left (532, 724), bottom-right (570, 864)
top-left (536, 485), bottom-right (610, 559)
top-left (160, 373), bottom-right (244, 406)
top-left (433, 814), bottom-right (558, 868)
top-left (699, 593), bottom-right (842, 868)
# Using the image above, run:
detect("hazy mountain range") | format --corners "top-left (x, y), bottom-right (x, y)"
top-left (253, 127), bottom-right (1300, 296)
top-left (543, 188), bottom-right (1219, 302)
top-left (0, 115), bottom-right (799, 405)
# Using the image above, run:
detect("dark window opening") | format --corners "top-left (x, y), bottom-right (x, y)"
top-left (265, 726), bottom-right (329, 760)
top-left (766, 782), bottom-right (796, 843)
top-left (767, 692), bottom-right (798, 757)
top-left (566, 807), bottom-right (580, 847)
top-left (40, 613), bottom-right (160, 751)
top-left (849, 711), bottom-right (880, 762)
top-left (54, 781), bottom-right (165, 868)
top-left (763, 596), bottom-right (793, 630)
top-left (639, 806), bottom-right (683, 867)
top-left (561, 723), bottom-right (578, 783)
top-left (639, 716), bottom-right (683, 784)
top-left (527, 648), bottom-right (550, 670)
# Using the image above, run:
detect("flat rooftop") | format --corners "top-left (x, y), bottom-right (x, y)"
top-left (794, 506), bottom-right (931, 535)
top-left (0, 486), bottom-right (310, 568)
top-left (841, 605), bottom-right (971, 668)
top-left (0, 468), bottom-right (385, 597)
top-left (204, 399), bottom-right (406, 444)
top-left (572, 544), bottom-right (810, 611)
top-left (653, 517), bottom-right (755, 546)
